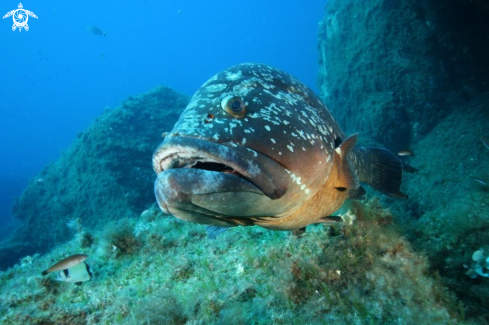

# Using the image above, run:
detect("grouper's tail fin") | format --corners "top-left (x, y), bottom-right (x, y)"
top-left (349, 147), bottom-right (407, 199)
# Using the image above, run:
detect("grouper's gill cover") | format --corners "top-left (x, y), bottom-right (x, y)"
top-left (153, 63), bottom-right (406, 231)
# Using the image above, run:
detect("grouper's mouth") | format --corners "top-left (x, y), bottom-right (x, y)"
top-left (155, 146), bottom-right (248, 184)
top-left (152, 136), bottom-right (289, 200)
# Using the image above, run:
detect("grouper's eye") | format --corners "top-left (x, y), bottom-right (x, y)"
top-left (221, 96), bottom-right (247, 118)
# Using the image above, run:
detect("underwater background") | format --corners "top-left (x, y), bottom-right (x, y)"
top-left (1, 0), bottom-right (489, 324)
top-left (0, 0), bottom-right (324, 235)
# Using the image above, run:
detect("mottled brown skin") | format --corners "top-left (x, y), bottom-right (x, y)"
top-left (253, 139), bottom-right (353, 230)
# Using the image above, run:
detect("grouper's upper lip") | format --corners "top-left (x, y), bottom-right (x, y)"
top-left (152, 136), bottom-right (289, 200)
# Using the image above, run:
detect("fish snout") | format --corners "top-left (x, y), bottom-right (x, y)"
top-left (152, 136), bottom-right (290, 199)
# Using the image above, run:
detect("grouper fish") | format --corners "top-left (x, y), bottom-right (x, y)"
top-left (152, 63), bottom-right (406, 233)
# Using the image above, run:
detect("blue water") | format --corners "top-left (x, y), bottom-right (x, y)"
top-left (0, 0), bottom-right (325, 231)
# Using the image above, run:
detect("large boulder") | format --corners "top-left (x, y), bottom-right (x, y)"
top-left (2, 86), bottom-right (188, 266)
top-left (318, 0), bottom-right (489, 320)
top-left (318, 0), bottom-right (489, 150)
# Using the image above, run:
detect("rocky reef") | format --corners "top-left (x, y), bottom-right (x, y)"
top-left (318, 0), bottom-right (489, 151)
top-left (0, 201), bottom-right (465, 324)
top-left (0, 80), bottom-right (471, 323)
top-left (1, 0), bottom-right (488, 321)
top-left (318, 0), bottom-right (489, 321)
top-left (1, 87), bottom-right (188, 269)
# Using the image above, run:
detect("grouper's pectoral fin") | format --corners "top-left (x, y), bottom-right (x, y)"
top-left (333, 133), bottom-right (359, 192)
top-left (292, 227), bottom-right (307, 236)
top-left (347, 186), bottom-right (366, 200)
top-left (319, 216), bottom-right (343, 223)
top-left (291, 216), bottom-right (343, 236)
top-left (206, 226), bottom-right (231, 239)
top-left (349, 146), bottom-right (408, 199)
top-left (206, 216), bottom-right (256, 239)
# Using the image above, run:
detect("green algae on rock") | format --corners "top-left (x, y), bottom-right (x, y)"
top-left (0, 200), bottom-right (465, 324)
top-left (390, 103), bottom-right (489, 321)
top-left (317, 0), bottom-right (489, 322)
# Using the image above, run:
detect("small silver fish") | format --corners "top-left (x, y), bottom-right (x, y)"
top-left (87, 26), bottom-right (107, 37)
top-left (55, 262), bottom-right (92, 285)
top-left (472, 177), bottom-right (487, 187)
top-left (481, 136), bottom-right (489, 151)
top-left (398, 149), bottom-right (414, 157)
top-left (41, 254), bottom-right (88, 276)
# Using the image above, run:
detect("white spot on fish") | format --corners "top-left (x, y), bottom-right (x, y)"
top-left (290, 174), bottom-right (302, 186)
top-left (247, 161), bottom-right (261, 176)
top-left (264, 125), bottom-right (271, 131)
top-left (318, 125), bottom-right (328, 135)
top-left (241, 138), bottom-right (246, 145)
top-left (287, 145), bottom-right (294, 152)
top-left (246, 148), bottom-right (258, 157)
top-left (271, 138), bottom-right (276, 144)
top-left (296, 130), bottom-right (307, 140)
top-left (226, 71), bottom-right (242, 81)
top-left (229, 122), bottom-right (237, 135)
top-left (308, 119), bottom-right (317, 128)
top-left (206, 84), bottom-right (227, 92)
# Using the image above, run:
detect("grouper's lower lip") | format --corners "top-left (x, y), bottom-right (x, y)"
top-left (152, 136), bottom-right (289, 200)
top-left (154, 168), bottom-right (268, 225)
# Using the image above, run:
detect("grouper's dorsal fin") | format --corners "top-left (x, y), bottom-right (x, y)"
top-left (333, 133), bottom-right (359, 191)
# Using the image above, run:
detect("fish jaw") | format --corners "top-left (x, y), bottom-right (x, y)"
top-left (154, 168), bottom-right (275, 226)
top-left (152, 136), bottom-right (291, 226)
